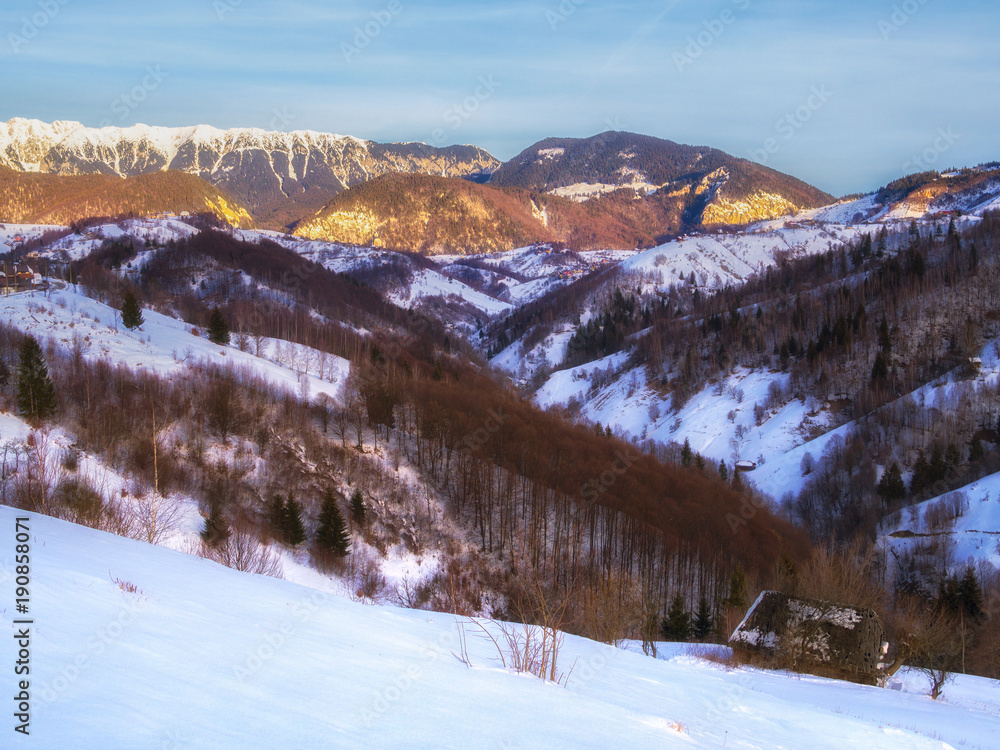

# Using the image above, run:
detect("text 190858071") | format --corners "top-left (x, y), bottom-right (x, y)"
top-left (13, 517), bottom-right (31, 736)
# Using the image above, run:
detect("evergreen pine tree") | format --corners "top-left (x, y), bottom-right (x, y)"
top-left (268, 494), bottom-right (285, 541)
top-left (876, 462), bottom-right (906, 502)
top-left (718, 461), bottom-right (728, 482)
top-left (200, 502), bottom-right (229, 547)
top-left (662, 593), bottom-right (691, 642)
top-left (969, 435), bottom-right (984, 462)
top-left (0, 358), bottom-right (9, 387)
top-left (876, 226), bottom-right (888, 257)
top-left (315, 490), bottom-right (350, 556)
top-left (929, 445), bottom-right (947, 482)
top-left (944, 443), bottom-right (962, 474)
top-left (957, 566), bottom-right (984, 622)
top-left (282, 496), bottom-right (306, 546)
top-left (731, 467), bottom-right (744, 490)
top-left (907, 247), bottom-right (925, 279)
top-left (871, 351), bottom-right (889, 383)
top-left (910, 452), bottom-right (931, 495)
top-left (350, 488), bottom-right (366, 526)
top-left (121, 290), bottom-right (144, 330)
top-left (16, 335), bottom-right (56, 421)
top-left (878, 315), bottom-right (892, 353)
top-left (207, 306), bottom-right (230, 345)
top-left (681, 438), bottom-right (693, 467)
top-left (722, 568), bottom-right (747, 609)
top-left (693, 596), bottom-right (714, 641)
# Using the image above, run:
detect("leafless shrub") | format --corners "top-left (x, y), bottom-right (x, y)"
top-left (55, 476), bottom-right (105, 528)
top-left (126, 491), bottom-right (184, 546)
top-left (575, 571), bottom-right (644, 646)
top-left (686, 644), bottom-right (738, 669)
top-left (455, 616), bottom-right (574, 686)
top-left (392, 574), bottom-right (432, 609)
top-left (198, 531), bottom-right (284, 578)
top-left (349, 547), bottom-right (387, 602)
top-left (894, 601), bottom-right (961, 700)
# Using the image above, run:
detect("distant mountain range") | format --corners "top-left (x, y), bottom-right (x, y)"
top-left (6, 118), bottom-right (998, 255)
top-left (0, 118), bottom-right (498, 227)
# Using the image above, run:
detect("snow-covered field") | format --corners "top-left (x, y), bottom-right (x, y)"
top-left (622, 221), bottom-right (869, 290)
top-left (537, 357), bottom-right (832, 482)
top-left (3, 503), bottom-right (999, 749)
top-left (881, 471), bottom-right (1000, 572)
top-left (0, 223), bottom-right (64, 250)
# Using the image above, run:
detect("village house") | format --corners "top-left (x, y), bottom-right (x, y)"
top-left (1, 263), bottom-right (44, 292)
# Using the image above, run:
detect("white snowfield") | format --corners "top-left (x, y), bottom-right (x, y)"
top-left (622, 221), bottom-right (870, 290)
top-left (0, 285), bottom-right (350, 403)
top-left (880, 470), bottom-right (1000, 571)
top-left (3, 504), bottom-right (998, 749)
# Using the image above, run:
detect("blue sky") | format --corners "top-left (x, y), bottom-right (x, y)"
top-left (1, 0), bottom-right (998, 195)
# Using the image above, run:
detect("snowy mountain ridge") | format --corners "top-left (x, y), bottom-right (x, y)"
top-left (0, 118), bottom-right (500, 226)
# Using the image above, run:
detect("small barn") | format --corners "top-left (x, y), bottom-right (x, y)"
top-left (2, 264), bottom-right (43, 292)
top-left (729, 591), bottom-right (891, 685)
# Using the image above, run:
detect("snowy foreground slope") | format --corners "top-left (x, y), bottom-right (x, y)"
top-left (2, 506), bottom-right (999, 749)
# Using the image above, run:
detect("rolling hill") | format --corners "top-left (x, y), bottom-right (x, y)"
top-left (0, 166), bottom-right (253, 227)
top-left (490, 131), bottom-right (834, 226)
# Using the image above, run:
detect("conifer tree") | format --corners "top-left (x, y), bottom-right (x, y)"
top-left (681, 438), bottom-right (693, 467)
top-left (910, 452), bottom-right (931, 495)
top-left (207, 306), bottom-right (230, 345)
top-left (871, 351), bottom-right (889, 383)
top-left (876, 462), bottom-right (906, 502)
top-left (316, 489), bottom-right (350, 556)
top-left (969, 435), bottom-right (984, 462)
top-left (722, 568), bottom-right (747, 609)
top-left (662, 593), bottom-right (691, 642)
top-left (876, 225), bottom-right (888, 257)
top-left (350, 488), bottom-right (366, 526)
top-left (282, 496), bottom-right (306, 547)
top-left (121, 290), bottom-right (144, 330)
top-left (693, 596), bottom-right (714, 641)
top-left (268, 494), bottom-right (285, 540)
top-left (16, 335), bottom-right (56, 421)
top-left (200, 502), bottom-right (229, 547)
top-left (956, 567), bottom-right (984, 622)
top-left (878, 315), bottom-right (892, 354)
